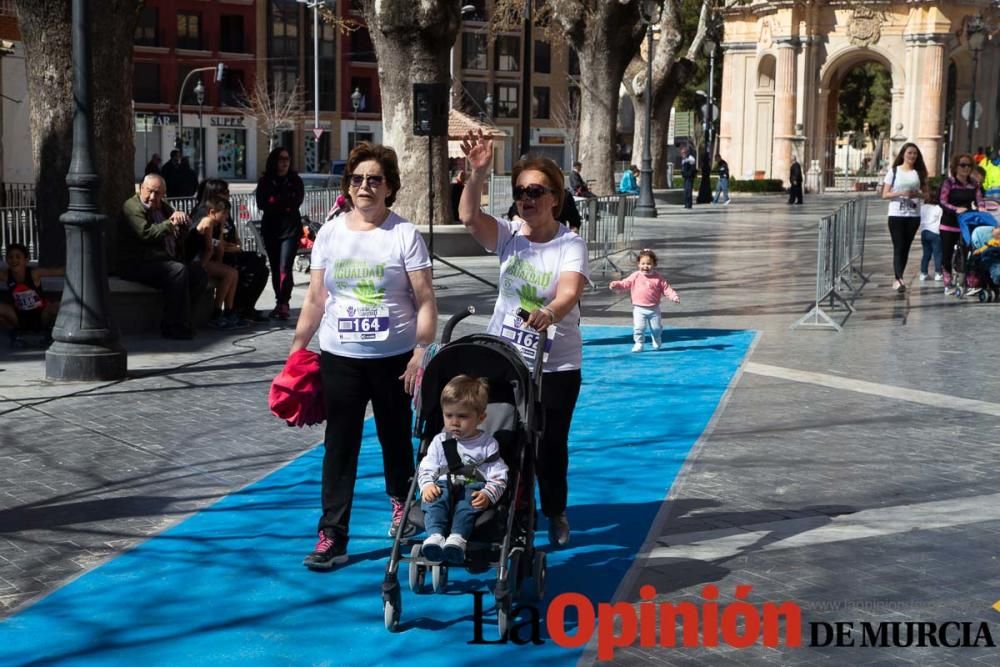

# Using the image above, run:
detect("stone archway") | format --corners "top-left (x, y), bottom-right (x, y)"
top-left (719, 2), bottom-right (996, 186)
top-left (816, 48), bottom-right (897, 187)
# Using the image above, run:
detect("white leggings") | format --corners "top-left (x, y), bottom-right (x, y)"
top-left (632, 306), bottom-right (662, 344)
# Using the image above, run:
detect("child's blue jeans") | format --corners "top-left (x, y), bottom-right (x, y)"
top-left (422, 480), bottom-right (485, 539)
top-left (920, 230), bottom-right (942, 274)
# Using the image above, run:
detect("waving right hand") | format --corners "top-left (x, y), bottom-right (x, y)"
top-left (461, 130), bottom-right (493, 175)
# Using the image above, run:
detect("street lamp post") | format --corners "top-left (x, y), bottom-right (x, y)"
top-left (519, 0), bottom-right (532, 158)
top-left (176, 66), bottom-right (217, 168)
top-left (194, 79), bottom-right (205, 182)
top-left (350, 87), bottom-right (361, 150)
top-left (634, 0), bottom-right (661, 218)
top-left (696, 38), bottom-right (717, 204)
top-left (966, 15), bottom-right (986, 152)
top-left (298, 0), bottom-right (322, 168)
top-left (45, 0), bottom-right (126, 380)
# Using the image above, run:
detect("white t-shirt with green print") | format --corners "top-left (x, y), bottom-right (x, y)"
top-left (312, 211), bottom-right (431, 359)
top-left (486, 216), bottom-right (590, 372)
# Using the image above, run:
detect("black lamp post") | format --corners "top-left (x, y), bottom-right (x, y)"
top-left (194, 79), bottom-right (205, 182)
top-left (350, 87), bottom-right (361, 150)
top-left (45, 0), bottom-right (126, 380)
top-left (519, 0), bottom-right (532, 158)
top-left (696, 38), bottom-right (717, 204)
top-left (966, 15), bottom-right (986, 152)
top-left (634, 0), bottom-right (660, 218)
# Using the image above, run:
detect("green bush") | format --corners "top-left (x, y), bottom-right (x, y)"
top-left (730, 178), bottom-right (785, 193)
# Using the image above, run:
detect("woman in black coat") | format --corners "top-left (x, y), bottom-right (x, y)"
top-left (256, 147), bottom-right (305, 320)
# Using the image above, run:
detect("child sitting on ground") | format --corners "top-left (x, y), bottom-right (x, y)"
top-left (193, 195), bottom-right (244, 329)
top-left (1, 243), bottom-right (63, 345)
top-left (418, 375), bottom-right (508, 564)
top-left (609, 249), bottom-right (680, 352)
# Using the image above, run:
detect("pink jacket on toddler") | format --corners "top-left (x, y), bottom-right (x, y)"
top-left (610, 270), bottom-right (679, 307)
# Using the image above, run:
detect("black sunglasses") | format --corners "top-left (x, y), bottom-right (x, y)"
top-left (348, 174), bottom-right (384, 188)
top-left (513, 184), bottom-right (554, 201)
top-left (958, 162), bottom-right (973, 168)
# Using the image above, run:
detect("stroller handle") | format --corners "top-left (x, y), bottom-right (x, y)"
top-left (441, 306), bottom-right (476, 344)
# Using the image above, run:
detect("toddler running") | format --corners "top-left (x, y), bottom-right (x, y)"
top-left (609, 249), bottom-right (680, 352)
top-left (418, 375), bottom-right (508, 564)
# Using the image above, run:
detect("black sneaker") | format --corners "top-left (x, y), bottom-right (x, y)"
top-left (303, 531), bottom-right (348, 570)
top-left (548, 512), bottom-right (570, 548)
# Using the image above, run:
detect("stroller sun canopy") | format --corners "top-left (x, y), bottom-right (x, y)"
top-left (958, 211), bottom-right (998, 246)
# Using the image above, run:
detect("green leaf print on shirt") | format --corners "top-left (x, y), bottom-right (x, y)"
top-left (353, 280), bottom-right (385, 306)
top-left (516, 283), bottom-right (544, 312)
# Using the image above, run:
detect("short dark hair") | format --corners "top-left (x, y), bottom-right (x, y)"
top-left (637, 248), bottom-right (658, 265)
top-left (197, 178), bottom-right (230, 203)
top-left (5, 242), bottom-right (28, 258)
top-left (573, 161), bottom-right (582, 170)
top-left (511, 156), bottom-right (566, 220)
top-left (204, 194), bottom-right (228, 212)
top-left (341, 142), bottom-right (402, 208)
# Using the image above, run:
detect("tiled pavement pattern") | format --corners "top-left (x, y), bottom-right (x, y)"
top-left (3, 192), bottom-right (999, 667)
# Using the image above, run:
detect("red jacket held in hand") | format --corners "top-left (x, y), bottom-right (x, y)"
top-left (269, 349), bottom-right (324, 427)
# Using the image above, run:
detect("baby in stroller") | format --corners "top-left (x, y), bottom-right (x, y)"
top-left (955, 211), bottom-right (1000, 300)
top-left (419, 374), bottom-right (509, 564)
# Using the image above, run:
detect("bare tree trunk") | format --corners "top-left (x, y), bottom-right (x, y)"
top-left (15, 0), bottom-right (140, 268)
top-left (625, 0), bottom-right (706, 188)
top-left (550, 0), bottom-right (645, 196)
top-left (361, 0), bottom-right (460, 230)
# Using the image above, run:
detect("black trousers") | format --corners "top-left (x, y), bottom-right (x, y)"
top-left (682, 178), bottom-right (694, 208)
top-left (887, 216), bottom-right (920, 280)
top-left (226, 250), bottom-right (268, 314)
top-left (788, 184), bottom-right (803, 204)
top-left (940, 229), bottom-right (961, 275)
top-left (318, 351), bottom-right (415, 543)
top-left (263, 235), bottom-right (298, 307)
top-left (537, 369), bottom-right (582, 518)
top-left (118, 260), bottom-right (206, 331)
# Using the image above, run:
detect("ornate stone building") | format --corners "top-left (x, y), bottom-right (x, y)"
top-left (720, 1), bottom-right (998, 186)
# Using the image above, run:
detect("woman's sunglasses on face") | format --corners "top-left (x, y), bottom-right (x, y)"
top-left (348, 174), bottom-right (384, 188)
top-left (513, 184), bottom-right (554, 200)
top-left (958, 162), bottom-right (972, 168)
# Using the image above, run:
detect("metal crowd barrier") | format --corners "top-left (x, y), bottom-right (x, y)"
top-left (793, 197), bottom-right (871, 331)
top-left (1, 188), bottom-right (342, 262)
top-left (578, 194), bottom-right (638, 276)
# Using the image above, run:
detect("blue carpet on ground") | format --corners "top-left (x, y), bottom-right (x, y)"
top-left (0, 325), bottom-right (754, 667)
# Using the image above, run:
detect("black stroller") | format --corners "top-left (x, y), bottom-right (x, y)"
top-left (953, 211), bottom-right (999, 301)
top-left (382, 308), bottom-right (547, 636)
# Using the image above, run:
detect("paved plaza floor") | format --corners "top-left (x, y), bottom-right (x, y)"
top-left (1, 192), bottom-right (998, 665)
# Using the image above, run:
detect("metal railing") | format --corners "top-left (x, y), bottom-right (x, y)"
top-left (578, 194), bottom-right (638, 276)
top-left (0, 188), bottom-right (342, 262)
top-left (793, 197), bottom-right (871, 331)
top-left (0, 206), bottom-right (40, 259)
top-left (1, 182), bottom-right (35, 208)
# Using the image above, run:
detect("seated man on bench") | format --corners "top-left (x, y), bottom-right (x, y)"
top-left (117, 174), bottom-right (206, 339)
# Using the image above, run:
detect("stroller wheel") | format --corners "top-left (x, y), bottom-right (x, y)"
top-left (383, 590), bottom-right (401, 632)
top-left (431, 564), bottom-right (448, 593)
top-left (408, 545), bottom-right (427, 594)
top-left (979, 290), bottom-right (988, 303)
top-left (529, 551), bottom-right (547, 602)
top-left (497, 594), bottom-right (512, 640)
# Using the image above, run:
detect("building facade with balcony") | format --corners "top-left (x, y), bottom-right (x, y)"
top-left (133, 0), bottom-right (259, 182)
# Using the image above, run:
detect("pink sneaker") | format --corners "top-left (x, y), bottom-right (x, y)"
top-left (389, 497), bottom-right (416, 538)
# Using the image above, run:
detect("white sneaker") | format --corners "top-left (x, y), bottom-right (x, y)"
top-left (422, 533), bottom-right (446, 563)
top-left (723, 199), bottom-right (731, 206)
top-left (934, 274), bottom-right (943, 282)
top-left (442, 534), bottom-right (467, 564)
top-left (651, 338), bottom-right (662, 350)
top-left (919, 273), bottom-right (927, 282)
top-left (631, 342), bottom-right (643, 353)
top-left (966, 287), bottom-right (982, 297)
